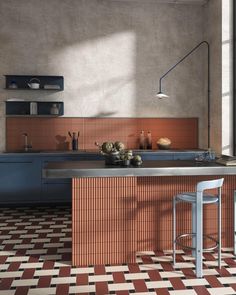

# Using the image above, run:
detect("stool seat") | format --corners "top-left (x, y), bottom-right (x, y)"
top-left (176, 192), bottom-right (219, 204)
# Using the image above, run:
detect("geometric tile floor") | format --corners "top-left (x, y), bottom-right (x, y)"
top-left (0, 206), bottom-right (236, 295)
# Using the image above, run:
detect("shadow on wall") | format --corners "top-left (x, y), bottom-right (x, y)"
top-left (94, 111), bottom-right (117, 117)
top-left (1, 0), bottom-right (205, 113)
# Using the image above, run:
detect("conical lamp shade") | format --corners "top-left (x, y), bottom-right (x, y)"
top-left (156, 92), bottom-right (169, 99)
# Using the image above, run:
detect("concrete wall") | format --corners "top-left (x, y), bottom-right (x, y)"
top-left (0, 0), bottom-right (210, 151)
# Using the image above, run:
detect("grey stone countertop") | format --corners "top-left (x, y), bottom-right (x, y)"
top-left (43, 160), bottom-right (234, 178)
top-left (1, 149), bottom-right (205, 156)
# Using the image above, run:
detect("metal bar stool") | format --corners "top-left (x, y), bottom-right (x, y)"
top-left (173, 178), bottom-right (224, 278)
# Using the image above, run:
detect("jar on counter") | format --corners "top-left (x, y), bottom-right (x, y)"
top-left (139, 130), bottom-right (145, 149)
top-left (50, 103), bottom-right (59, 115)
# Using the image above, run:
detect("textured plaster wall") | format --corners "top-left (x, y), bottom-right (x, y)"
top-left (204, 0), bottom-right (222, 153)
top-left (0, 0), bottom-right (208, 151)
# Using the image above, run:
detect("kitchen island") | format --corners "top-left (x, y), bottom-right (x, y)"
top-left (43, 160), bottom-right (236, 267)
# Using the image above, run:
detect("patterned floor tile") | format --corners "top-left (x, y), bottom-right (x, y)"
top-left (218, 277), bottom-right (236, 284)
top-left (89, 274), bottom-right (113, 283)
top-left (207, 287), bottom-right (236, 295)
top-left (145, 280), bottom-right (173, 288)
top-left (0, 206), bottom-right (236, 295)
top-left (183, 278), bottom-right (209, 286)
top-left (169, 290), bottom-right (197, 295)
top-left (108, 282), bottom-right (134, 292)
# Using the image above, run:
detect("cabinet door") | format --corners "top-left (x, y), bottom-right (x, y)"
top-left (0, 159), bottom-right (41, 204)
top-left (42, 183), bottom-right (71, 203)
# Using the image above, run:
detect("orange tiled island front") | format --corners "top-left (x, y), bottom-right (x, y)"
top-left (43, 160), bottom-right (236, 267)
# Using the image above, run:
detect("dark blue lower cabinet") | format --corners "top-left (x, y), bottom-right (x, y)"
top-left (0, 155), bottom-right (76, 205)
top-left (173, 153), bottom-right (199, 160)
top-left (0, 159), bottom-right (41, 204)
top-left (42, 183), bottom-right (72, 203)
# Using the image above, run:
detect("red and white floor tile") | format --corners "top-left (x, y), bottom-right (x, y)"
top-left (0, 206), bottom-right (236, 295)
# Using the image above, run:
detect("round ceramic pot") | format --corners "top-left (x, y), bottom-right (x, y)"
top-left (104, 151), bottom-right (120, 165)
top-left (121, 159), bottom-right (130, 166)
top-left (157, 144), bottom-right (171, 150)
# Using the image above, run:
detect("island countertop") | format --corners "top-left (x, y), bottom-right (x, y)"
top-left (43, 160), bottom-right (235, 178)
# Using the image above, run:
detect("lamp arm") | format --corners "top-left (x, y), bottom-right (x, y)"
top-left (158, 40), bottom-right (210, 148)
top-left (159, 41), bottom-right (209, 93)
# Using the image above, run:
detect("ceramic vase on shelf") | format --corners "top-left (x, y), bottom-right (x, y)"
top-left (30, 102), bottom-right (38, 115)
top-left (50, 103), bottom-right (59, 115)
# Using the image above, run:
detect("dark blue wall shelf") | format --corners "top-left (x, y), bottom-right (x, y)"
top-left (5, 75), bottom-right (64, 91)
top-left (6, 101), bottom-right (64, 116)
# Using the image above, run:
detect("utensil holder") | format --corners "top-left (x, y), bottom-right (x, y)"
top-left (72, 138), bottom-right (78, 150)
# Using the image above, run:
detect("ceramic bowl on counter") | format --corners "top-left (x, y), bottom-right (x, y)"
top-left (157, 143), bottom-right (171, 150)
top-left (157, 137), bottom-right (171, 150)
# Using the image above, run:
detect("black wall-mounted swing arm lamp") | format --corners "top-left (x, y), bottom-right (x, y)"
top-left (156, 41), bottom-right (210, 148)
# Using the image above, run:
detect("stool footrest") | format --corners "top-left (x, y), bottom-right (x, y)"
top-left (175, 233), bottom-right (218, 252)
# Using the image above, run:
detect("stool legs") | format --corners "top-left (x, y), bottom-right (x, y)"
top-left (196, 195), bottom-right (203, 278)
top-left (173, 198), bottom-right (221, 278)
top-left (173, 197), bottom-right (203, 277)
top-left (192, 203), bottom-right (196, 257)
top-left (173, 197), bottom-right (176, 265)
top-left (218, 194), bottom-right (221, 268)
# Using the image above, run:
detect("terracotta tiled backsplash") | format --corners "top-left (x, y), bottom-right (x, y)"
top-left (6, 117), bottom-right (198, 151)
